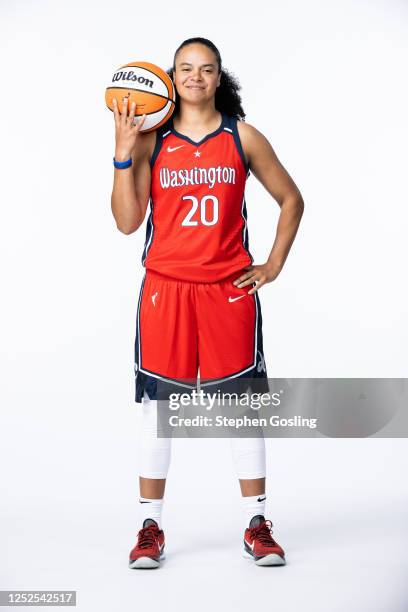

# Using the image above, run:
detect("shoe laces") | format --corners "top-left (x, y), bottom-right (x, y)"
top-left (137, 525), bottom-right (160, 549)
top-left (250, 520), bottom-right (276, 546)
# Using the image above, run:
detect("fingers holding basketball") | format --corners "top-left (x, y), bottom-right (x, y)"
top-left (127, 98), bottom-right (136, 125)
top-left (112, 96), bottom-right (146, 159)
top-left (126, 101), bottom-right (147, 131)
top-left (114, 96), bottom-right (146, 129)
top-left (112, 97), bottom-right (120, 125)
top-left (120, 96), bottom-right (132, 125)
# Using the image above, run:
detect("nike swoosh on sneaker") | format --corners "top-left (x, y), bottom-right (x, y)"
top-left (167, 145), bottom-right (185, 152)
top-left (228, 295), bottom-right (246, 302)
top-left (245, 539), bottom-right (256, 551)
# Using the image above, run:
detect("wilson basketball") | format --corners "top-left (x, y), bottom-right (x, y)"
top-left (105, 61), bottom-right (176, 133)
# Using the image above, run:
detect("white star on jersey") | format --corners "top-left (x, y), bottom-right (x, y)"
top-left (194, 150), bottom-right (201, 157)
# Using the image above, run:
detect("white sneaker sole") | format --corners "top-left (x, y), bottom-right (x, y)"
top-left (129, 552), bottom-right (165, 569)
top-left (243, 550), bottom-right (286, 566)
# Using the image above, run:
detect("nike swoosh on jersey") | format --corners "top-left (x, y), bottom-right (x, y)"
top-left (167, 145), bottom-right (185, 153)
top-left (228, 295), bottom-right (246, 302)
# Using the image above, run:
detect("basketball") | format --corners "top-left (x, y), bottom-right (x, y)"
top-left (105, 61), bottom-right (176, 133)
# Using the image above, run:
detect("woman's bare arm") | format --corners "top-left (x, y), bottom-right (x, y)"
top-left (111, 133), bottom-right (154, 234)
top-left (234, 121), bottom-right (304, 293)
top-left (110, 96), bottom-right (154, 234)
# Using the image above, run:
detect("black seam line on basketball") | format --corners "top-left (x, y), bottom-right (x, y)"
top-left (106, 86), bottom-right (174, 104)
top-left (108, 101), bottom-right (174, 118)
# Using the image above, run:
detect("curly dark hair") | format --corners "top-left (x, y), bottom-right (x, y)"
top-left (165, 37), bottom-right (246, 121)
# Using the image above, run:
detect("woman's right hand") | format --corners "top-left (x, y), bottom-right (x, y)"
top-left (113, 96), bottom-right (147, 161)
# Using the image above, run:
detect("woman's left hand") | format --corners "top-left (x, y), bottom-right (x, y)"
top-left (233, 261), bottom-right (282, 295)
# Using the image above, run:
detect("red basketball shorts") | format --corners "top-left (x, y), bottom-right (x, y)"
top-left (134, 270), bottom-right (269, 403)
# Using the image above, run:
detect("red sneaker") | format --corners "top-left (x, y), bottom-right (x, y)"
top-left (129, 519), bottom-right (165, 569)
top-left (243, 515), bottom-right (286, 566)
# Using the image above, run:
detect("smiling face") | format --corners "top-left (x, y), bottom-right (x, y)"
top-left (172, 43), bottom-right (221, 104)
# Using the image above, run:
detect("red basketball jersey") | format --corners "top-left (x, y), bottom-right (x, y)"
top-left (141, 112), bottom-right (254, 282)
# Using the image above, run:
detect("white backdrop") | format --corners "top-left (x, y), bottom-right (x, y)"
top-left (1, 0), bottom-right (407, 610)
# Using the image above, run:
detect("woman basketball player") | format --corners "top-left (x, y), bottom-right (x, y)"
top-left (111, 37), bottom-right (304, 568)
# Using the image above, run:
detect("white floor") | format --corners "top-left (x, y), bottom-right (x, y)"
top-left (2, 401), bottom-right (408, 612)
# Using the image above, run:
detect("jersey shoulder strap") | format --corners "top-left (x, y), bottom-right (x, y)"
top-left (149, 116), bottom-right (173, 169)
top-left (222, 113), bottom-right (250, 175)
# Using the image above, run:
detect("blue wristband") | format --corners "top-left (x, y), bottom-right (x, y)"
top-left (113, 156), bottom-right (132, 169)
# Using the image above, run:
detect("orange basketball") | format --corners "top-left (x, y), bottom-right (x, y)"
top-left (105, 61), bottom-right (176, 132)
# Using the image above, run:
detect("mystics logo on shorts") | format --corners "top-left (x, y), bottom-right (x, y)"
top-left (257, 351), bottom-right (266, 373)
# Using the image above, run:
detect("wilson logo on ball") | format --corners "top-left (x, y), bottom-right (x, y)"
top-left (112, 71), bottom-right (154, 88)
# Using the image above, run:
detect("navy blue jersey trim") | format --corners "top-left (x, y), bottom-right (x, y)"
top-left (229, 116), bottom-right (250, 174)
top-left (222, 114), bottom-right (254, 263)
top-left (149, 130), bottom-right (160, 169)
top-left (149, 118), bottom-right (172, 169)
top-left (135, 372), bottom-right (157, 403)
top-left (170, 111), bottom-right (227, 146)
top-left (141, 196), bottom-right (155, 265)
top-left (241, 195), bottom-right (254, 264)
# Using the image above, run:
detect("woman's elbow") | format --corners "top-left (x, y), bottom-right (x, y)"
top-left (116, 221), bottom-right (142, 235)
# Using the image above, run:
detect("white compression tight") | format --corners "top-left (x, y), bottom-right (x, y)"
top-left (138, 394), bottom-right (172, 479)
top-left (138, 394), bottom-right (266, 481)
